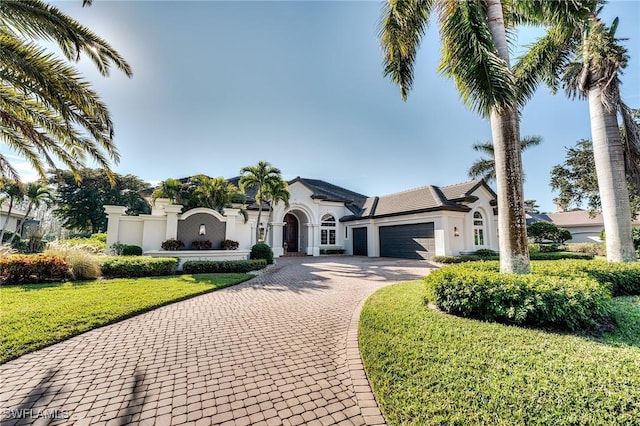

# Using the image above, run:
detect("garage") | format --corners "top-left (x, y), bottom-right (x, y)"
top-left (352, 227), bottom-right (368, 256)
top-left (379, 223), bottom-right (435, 259)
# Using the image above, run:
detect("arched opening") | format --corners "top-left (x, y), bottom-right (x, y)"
top-left (473, 211), bottom-right (486, 248)
top-left (283, 213), bottom-right (299, 253)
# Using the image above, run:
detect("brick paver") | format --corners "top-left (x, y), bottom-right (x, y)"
top-left (1, 256), bottom-right (434, 425)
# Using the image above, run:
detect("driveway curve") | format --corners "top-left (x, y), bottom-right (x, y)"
top-left (1, 256), bottom-right (434, 426)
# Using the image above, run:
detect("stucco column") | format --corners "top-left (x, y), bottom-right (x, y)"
top-left (271, 222), bottom-right (285, 257)
top-left (367, 221), bottom-right (378, 257)
top-left (104, 205), bottom-right (127, 252)
top-left (223, 208), bottom-right (239, 242)
top-left (307, 223), bottom-right (320, 256)
top-left (164, 205), bottom-right (183, 240)
top-left (438, 216), bottom-right (450, 256)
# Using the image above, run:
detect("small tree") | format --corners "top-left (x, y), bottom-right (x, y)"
top-left (527, 221), bottom-right (570, 243)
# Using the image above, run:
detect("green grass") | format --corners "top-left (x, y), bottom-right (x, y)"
top-left (0, 274), bottom-right (252, 363)
top-left (360, 280), bottom-right (640, 426)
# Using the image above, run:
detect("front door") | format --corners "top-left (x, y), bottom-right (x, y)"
top-left (283, 213), bottom-right (299, 253)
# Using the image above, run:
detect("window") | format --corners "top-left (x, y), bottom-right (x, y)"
top-left (320, 214), bottom-right (336, 245)
top-left (473, 211), bottom-right (485, 246)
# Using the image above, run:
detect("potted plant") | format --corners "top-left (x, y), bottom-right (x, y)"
top-left (191, 240), bottom-right (212, 250)
top-left (221, 239), bottom-right (239, 250)
top-left (161, 238), bottom-right (184, 251)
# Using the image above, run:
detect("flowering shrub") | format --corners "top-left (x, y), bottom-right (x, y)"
top-left (221, 240), bottom-right (239, 250)
top-left (0, 255), bottom-right (71, 284)
top-left (161, 239), bottom-right (184, 251)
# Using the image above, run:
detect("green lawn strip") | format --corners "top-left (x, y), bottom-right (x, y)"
top-left (1, 273), bottom-right (252, 363)
top-left (359, 280), bottom-right (640, 426)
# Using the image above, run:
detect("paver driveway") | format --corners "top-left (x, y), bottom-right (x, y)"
top-left (1, 256), bottom-right (434, 426)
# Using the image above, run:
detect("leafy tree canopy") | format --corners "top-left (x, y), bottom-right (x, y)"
top-left (50, 168), bottom-right (150, 234)
top-left (550, 139), bottom-right (640, 216)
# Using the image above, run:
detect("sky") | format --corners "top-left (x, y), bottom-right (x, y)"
top-left (8, 0), bottom-right (640, 213)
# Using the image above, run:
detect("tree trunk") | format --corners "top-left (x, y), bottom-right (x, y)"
top-left (9, 204), bottom-right (32, 244)
top-left (486, 0), bottom-right (530, 273)
top-left (588, 86), bottom-right (637, 262)
top-left (255, 205), bottom-right (263, 243)
top-left (0, 200), bottom-right (15, 243)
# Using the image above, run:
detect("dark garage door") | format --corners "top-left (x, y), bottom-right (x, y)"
top-left (379, 223), bottom-right (435, 259)
top-left (352, 227), bottom-right (368, 256)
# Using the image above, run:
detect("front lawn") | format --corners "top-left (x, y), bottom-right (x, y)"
top-left (0, 273), bottom-right (252, 363)
top-left (360, 280), bottom-right (640, 426)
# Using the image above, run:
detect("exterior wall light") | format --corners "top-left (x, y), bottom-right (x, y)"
top-left (454, 227), bottom-right (460, 237)
top-left (199, 224), bottom-right (206, 236)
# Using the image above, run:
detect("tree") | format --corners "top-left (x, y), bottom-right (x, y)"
top-left (152, 178), bottom-right (186, 204)
top-left (239, 161), bottom-right (284, 242)
top-left (262, 178), bottom-right (290, 242)
top-left (527, 221), bottom-right (572, 244)
top-left (0, 178), bottom-right (24, 242)
top-left (51, 168), bottom-right (150, 234)
top-left (0, 0), bottom-right (132, 183)
top-left (380, 0), bottom-right (573, 273)
top-left (519, 7), bottom-right (638, 262)
top-left (10, 181), bottom-right (52, 244)
top-left (468, 136), bottom-right (542, 183)
top-left (550, 139), bottom-right (640, 216)
top-left (523, 199), bottom-right (540, 214)
top-left (187, 175), bottom-right (246, 215)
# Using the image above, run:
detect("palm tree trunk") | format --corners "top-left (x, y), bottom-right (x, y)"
top-left (256, 206), bottom-right (263, 243)
top-left (9, 204), bottom-right (32, 244)
top-left (588, 86), bottom-right (637, 261)
top-left (0, 200), bottom-right (15, 243)
top-left (486, 0), bottom-right (530, 274)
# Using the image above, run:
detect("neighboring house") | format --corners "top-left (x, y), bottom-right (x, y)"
top-left (0, 205), bottom-right (31, 238)
top-left (526, 210), bottom-right (640, 244)
top-left (106, 177), bottom-right (499, 261)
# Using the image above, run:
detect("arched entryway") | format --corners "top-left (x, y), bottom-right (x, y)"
top-left (283, 213), bottom-right (299, 253)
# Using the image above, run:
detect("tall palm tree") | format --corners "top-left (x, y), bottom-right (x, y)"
top-left (239, 161), bottom-right (283, 243)
top-left (381, 0), bottom-right (531, 273)
top-left (190, 175), bottom-right (244, 213)
top-left (263, 178), bottom-right (290, 242)
top-left (468, 136), bottom-right (542, 183)
top-left (0, 0), bottom-right (132, 183)
top-left (518, 7), bottom-right (638, 262)
top-left (152, 178), bottom-right (186, 205)
top-left (10, 181), bottom-right (52, 243)
top-left (0, 178), bottom-right (24, 242)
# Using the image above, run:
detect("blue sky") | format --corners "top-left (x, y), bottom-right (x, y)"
top-left (14, 1), bottom-right (640, 212)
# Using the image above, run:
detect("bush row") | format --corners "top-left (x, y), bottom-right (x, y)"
top-left (182, 259), bottom-right (267, 274)
top-left (432, 251), bottom-right (593, 264)
top-left (425, 259), bottom-right (640, 330)
top-left (0, 255), bottom-right (71, 284)
top-left (425, 267), bottom-right (610, 330)
top-left (100, 257), bottom-right (178, 278)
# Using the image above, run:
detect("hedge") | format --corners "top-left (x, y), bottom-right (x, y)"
top-left (432, 252), bottom-right (593, 264)
top-left (425, 265), bottom-right (611, 330)
top-left (101, 256), bottom-right (178, 278)
top-left (0, 255), bottom-right (71, 284)
top-left (182, 259), bottom-right (267, 274)
top-left (250, 243), bottom-right (274, 264)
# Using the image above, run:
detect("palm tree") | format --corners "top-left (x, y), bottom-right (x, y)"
top-left (239, 161), bottom-right (283, 243)
top-left (10, 181), bottom-right (52, 243)
top-left (0, 178), bottom-right (25, 242)
top-left (263, 178), bottom-right (290, 242)
top-left (190, 175), bottom-right (245, 213)
top-left (381, 0), bottom-right (532, 273)
top-left (468, 136), bottom-right (542, 183)
top-left (0, 0), bottom-right (132, 183)
top-left (519, 8), bottom-right (638, 262)
top-left (152, 178), bottom-right (185, 204)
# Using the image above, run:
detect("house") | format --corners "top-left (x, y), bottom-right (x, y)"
top-left (0, 205), bottom-right (31, 238)
top-left (527, 210), bottom-right (640, 243)
top-left (105, 177), bottom-right (499, 263)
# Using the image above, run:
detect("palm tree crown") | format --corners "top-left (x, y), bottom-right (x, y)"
top-left (239, 161), bottom-right (284, 242)
top-left (468, 136), bottom-right (542, 183)
top-left (0, 0), bottom-right (132, 183)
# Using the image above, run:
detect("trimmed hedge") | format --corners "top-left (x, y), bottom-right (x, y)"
top-left (121, 245), bottom-right (143, 256)
top-left (251, 243), bottom-right (274, 264)
top-left (425, 266), bottom-right (611, 330)
top-left (530, 252), bottom-right (593, 261)
top-left (182, 259), bottom-right (267, 274)
top-left (320, 248), bottom-right (346, 255)
top-left (0, 255), bottom-right (71, 284)
top-left (433, 252), bottom-right (593, 264)
top-left (101, 256), bottom-right (178, 278)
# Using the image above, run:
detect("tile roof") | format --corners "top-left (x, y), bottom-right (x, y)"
top-left (289, 177), bottom-right (369, 213)
top-left (527, 210), bottom-right (640, 227)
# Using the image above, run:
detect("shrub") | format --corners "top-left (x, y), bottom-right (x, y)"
top-left (529, 252), bottom-right (593, 261)
top-left (58, 237), bottom-right (106, 253)
top-left (101, 256), bottom-right (178, 278)
top-left (425, 265), bottom-right (611, 330)
top-left (90, 233), bottom-right (108, 243)
top-left (191, 240), bottom-right (212, 250)
top-left (538, 243), bottom-right (567, 253)
top-left (182, 259), bottom-right (266, 274)
top-left (432, 255), bottom-right (481, 264)
top-left (221, 240), bottom-right (240, 250)
top-left (251, 243), bottom-right (274, 264)
top-left (566, 243), bottom-right (606, 256)
top-left (320, 248), bottom-right (346, 255)
top-left (161, 239), bottom-right (184, 251)
top-left (0, 244), bottom-right (17, 257)
top-left (121, 245), bottom-right (142, 256)
top-left (0, 255), bottom-right (71, 284)
top-left (528, 243), bottom-right (541, 253)
top-left (45, 243), bottom-right (101, 280)
top-left (474, 249), bottom-right (498, 258)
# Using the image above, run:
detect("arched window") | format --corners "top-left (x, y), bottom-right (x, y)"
top-left (320, 214), bottom-right (336, 245)
top-left (473, 211), bottom-right (485, 247)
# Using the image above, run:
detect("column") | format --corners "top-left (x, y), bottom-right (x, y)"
top-left (104, 205), bottom-right (127, 252)
top-left (223, 208), bottom-right (239, 241)
top-left (271, 222), bottom-right (285, 257)
top-left (164, 205), bottom-right (183, 240)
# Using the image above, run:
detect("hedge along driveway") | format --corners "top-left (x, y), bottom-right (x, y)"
top-left (0, 273), bottom-right (252, 363)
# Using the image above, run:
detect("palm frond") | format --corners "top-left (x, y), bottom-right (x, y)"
top-left (379, 0), bottom-right (434, 100)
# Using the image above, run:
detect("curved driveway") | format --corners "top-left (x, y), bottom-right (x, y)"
top-left (1, 256), bottom-right (434, 426)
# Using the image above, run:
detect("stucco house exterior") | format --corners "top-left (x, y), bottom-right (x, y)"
top-left (105, 177), bottom-right (499, 262)
top-left (0, 205), bottom-right (32, 238)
